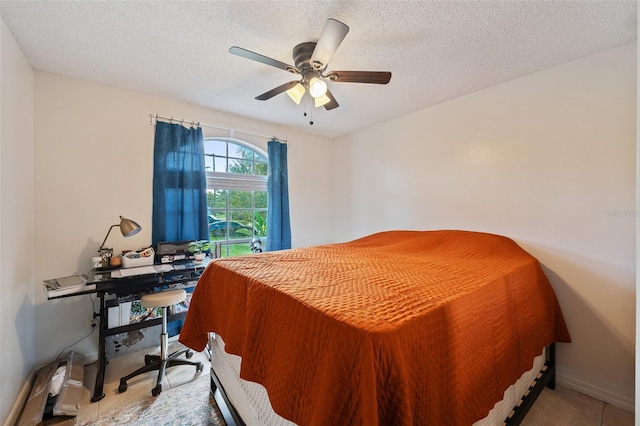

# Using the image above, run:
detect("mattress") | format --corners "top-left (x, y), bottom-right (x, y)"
top-left (209, 333), bottom-right (547, 426)
top-left (181, 230), bottom-right (570, 425)
top-left (210, 333), bottom-right (295, 425)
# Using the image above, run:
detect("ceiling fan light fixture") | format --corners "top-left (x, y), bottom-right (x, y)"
top-left (286, 83), bottom-right (305, 104)
top-left (308, 77), bottom-right (327, 98)
top-left (314, 94), bottom-right (331, 108)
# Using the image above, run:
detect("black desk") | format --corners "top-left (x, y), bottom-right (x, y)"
top-left (44, 260), bottom-right (210, 402)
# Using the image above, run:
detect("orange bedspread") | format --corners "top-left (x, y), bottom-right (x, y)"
top-left (180, 230), bottom-right (570, 425)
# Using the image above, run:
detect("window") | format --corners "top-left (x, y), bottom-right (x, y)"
top-left (204, 138), bottom-right (267, 257)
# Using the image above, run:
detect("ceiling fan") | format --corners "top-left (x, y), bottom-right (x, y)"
top-left (229, 18), bottom-right (391, 112)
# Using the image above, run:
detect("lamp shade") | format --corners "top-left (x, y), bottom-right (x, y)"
top-left (99, 215), bottom-right (142, 251)
top-left (314, 94), bottom-right (331, 108)
top-left (119, 216), bottom-right (142, 237)
top-left (286, 83), bottom-right (305, 104)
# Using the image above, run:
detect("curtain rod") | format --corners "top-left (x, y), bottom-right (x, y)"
top-left (149, 114), bottom-right (287, 143)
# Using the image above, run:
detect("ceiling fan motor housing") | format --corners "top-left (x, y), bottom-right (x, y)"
top-left (293, 42), bottom-right (319, 71)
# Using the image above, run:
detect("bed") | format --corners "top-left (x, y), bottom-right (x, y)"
top-left (179, 230), bottom-right (571, 425)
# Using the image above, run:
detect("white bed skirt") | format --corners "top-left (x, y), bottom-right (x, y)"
top-left (208, 333), bottom-right (546, 426)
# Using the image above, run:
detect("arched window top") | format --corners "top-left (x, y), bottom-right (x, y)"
top-left (203, 138), bottom-right (267, 176)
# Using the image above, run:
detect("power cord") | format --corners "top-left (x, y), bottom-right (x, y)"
top-left (89, 292), bottom-right (99, 328)
top-left (55, 327), bottom-right (95, 361)
top-left (55, 294), bottom-right (99, 361)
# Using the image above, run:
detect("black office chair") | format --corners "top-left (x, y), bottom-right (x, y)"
top-left (118, 289), bottom-right (203, 396)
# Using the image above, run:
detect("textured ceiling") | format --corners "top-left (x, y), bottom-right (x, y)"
top-left (0, 1), bottom-right (636, 138)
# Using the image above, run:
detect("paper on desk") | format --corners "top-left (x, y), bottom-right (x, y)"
top-left (111, 264), bottom-right (174, 278)
top-left (44, 283), bottom-right (96, 298)
top-left (56, 275), bottom-right (86, 287)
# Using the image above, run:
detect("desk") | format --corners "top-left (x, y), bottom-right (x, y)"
top-left (44, 260), bottom-right (211, 402)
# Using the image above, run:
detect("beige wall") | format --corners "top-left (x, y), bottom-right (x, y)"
top-left (636, 23), bottom-right (640, 420)
top-left (0, 18), bottom-right (35, 424)
top-left (32, 72), bottom-right (334, 367)
top-left (333, 43), bottom-right (636, 410)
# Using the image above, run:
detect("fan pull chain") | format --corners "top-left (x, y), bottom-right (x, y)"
top-left (302, 95), bottom-right (313, 125)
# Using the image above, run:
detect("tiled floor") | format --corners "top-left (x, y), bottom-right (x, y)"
top-left (76, 339), bottom-right (210, 424)
top-left (522, 386), bottom-right (634, 426)
top-left (76, 343), bottom-right (634, 426)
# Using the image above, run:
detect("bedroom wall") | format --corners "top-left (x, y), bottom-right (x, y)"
top-left (0, 18), bottom-right (35, 424)
top-left (32, 72), bottom-right (334, 367)
top-left (332, 43), bottom-right (636, 410)
top-left (636, 25), bottom-right (640, 421)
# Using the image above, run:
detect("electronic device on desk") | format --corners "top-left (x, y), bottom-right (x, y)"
top-left (156, 240), bottom-right (194, 264)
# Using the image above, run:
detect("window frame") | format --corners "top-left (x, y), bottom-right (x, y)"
top-left (204, 137), bottom-right (267, 257)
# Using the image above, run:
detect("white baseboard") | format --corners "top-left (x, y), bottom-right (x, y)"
top-left (3, 370), bottom-right (36, 426)
top-left (556, 371), bottom-right (635, 413)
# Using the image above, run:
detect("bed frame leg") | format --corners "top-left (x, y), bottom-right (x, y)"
top-left (546, 343), bottom-right (556, 390)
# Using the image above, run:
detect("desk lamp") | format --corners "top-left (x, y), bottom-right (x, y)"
top-left (99, 215), bottom-right (142, 252)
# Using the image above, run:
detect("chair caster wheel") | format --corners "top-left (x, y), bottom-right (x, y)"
top-left (186, 350), bottom-right (193, 359)
top-left (196, 362), bottom-right (203, 373)
top-left (144, 354), bottom-right (153, 365)
top-left (118, 381), bottom-right (127, 393)
top-left (152, 384), bottom-right (162, 396)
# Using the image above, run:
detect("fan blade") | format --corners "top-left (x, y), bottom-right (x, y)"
top-left (310, 19), bottom-right (349, 70)
top-left (255, 81), bottom-right (301, 101)
top-left (325, 71), bottom-right (392, 84)
top-left (323, 89), bottom-right (339, 110)
top-left (229, 46), bottom-right (299, 74)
